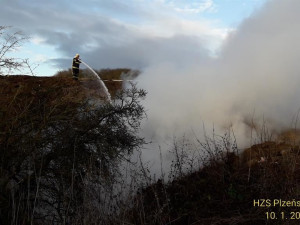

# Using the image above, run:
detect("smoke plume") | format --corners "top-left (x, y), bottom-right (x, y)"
top-left (135, 0), bottom-right (300, 172)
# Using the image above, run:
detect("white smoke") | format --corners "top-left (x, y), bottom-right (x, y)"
top-left (134, 0), bottom-right (300, 174)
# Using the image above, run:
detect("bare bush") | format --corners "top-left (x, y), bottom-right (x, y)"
top-left (0, 78), bottom-right (146, 224)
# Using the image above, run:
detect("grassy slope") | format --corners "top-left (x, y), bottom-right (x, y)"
top-left (54, 67), bottom-right (139, 97)
top-left (127, 133), bottom-right (300, 225)
top-left (0, 70), bottom-right (127, 147)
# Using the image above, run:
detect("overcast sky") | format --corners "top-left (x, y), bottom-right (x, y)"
top-left (0, 0), bottom-right (267, 76)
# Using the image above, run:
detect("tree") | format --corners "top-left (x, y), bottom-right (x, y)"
top-left (0, 73), bottom-right (146, 224)
top-left (0, 26), bottom-right (29, 75)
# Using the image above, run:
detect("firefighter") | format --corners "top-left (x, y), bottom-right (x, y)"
top-left (72, 53), bottom-right (81, 80)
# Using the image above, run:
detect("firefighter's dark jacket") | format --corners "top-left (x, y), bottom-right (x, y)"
top-left (72, 58), bottom-right (81, 70)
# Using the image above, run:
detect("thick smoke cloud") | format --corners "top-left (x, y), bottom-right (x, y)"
top-left (136, 0), bottom-right (300, 158)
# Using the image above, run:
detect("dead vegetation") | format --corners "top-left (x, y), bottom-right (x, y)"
top-left (0, 74), bottom-right (146, 225)
top-left (54, 68), bottom-right (139, 97)
top-left (123, 128), bottom-right (300, 225)
top-left (2, 75), bottom-right (300, 225)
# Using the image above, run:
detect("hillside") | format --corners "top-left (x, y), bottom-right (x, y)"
top-left (125, 132), bottom-right (300, 225)
top-left (0, 72), bottom-right (146, 225)
top-left (53, 67), bottom-right (139, 97)
top-left (0, 75), bottom-right (106, 103)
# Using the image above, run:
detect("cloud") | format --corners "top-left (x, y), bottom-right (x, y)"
top-left (0, 0), bottom-right (226, 73)
top-left (34, 54), bottom-right (48, 63)
top-left (31, 36), bottom-right (46, 45)
top-left (170, 0), bottom-right (217, 14)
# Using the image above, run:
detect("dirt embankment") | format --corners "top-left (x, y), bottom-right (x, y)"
top-left (0, 75), bottom-right (121, 107)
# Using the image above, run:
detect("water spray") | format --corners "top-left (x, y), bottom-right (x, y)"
top-left (80, 60), bottom-right (112, 102)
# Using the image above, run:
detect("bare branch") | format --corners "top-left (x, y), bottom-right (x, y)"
top-left (0, 26), bottom-right (29, 75)
top-left (24, 58), bottom-right (39, 76)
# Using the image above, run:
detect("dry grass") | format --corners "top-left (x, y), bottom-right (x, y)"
top-left (54, 68), bottom-right (139, 97)
top-left (123, 129), bottom-right (300, 225)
